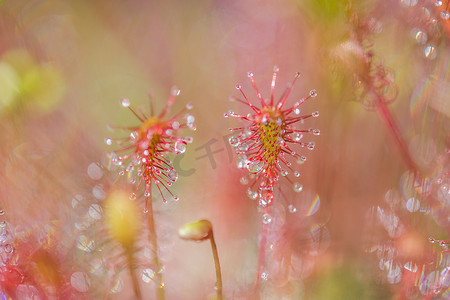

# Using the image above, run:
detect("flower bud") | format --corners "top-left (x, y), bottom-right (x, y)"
top-left (178, 219), bottom-right (212, 242)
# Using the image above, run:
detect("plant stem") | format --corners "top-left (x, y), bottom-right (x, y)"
top-left (147, 200), bottom-right (166, 300)
top-left (209, 231), bottom-right (223, 300)
top-left (126, 248), bottom-right (142, 300)
top-left (375, 95), bottom-right (419, 174)
top-left (254, 208), bottom-right (269, 299)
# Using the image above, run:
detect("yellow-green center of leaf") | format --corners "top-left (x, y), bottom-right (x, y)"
top-left (257, 108), bottom-right (284, 169)
top-left (139, 117), bottom-right (166, 161)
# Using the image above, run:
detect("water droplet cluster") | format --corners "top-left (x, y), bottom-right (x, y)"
top-left (402, 0), bottom-right (449, 61)
top-left (369, 153), bottom-right (450, 296)
top-left (0, 216), bottom-right (86, 298)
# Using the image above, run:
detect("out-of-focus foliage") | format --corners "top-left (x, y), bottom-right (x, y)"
top-left (104, 189), bottom-right (141, 248)
top-left (0, 49), bottom-right (65, 114)
top-left (307, 264), bottom-right (391, 300)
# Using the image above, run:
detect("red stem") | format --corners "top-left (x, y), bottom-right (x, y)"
top-left (375, 96), bottom-right (419, 174)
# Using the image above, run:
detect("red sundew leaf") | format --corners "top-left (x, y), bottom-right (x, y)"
top-left (106, 88), bottom-right (195, 212)
top-left (226, 67), bottom-right (319, 208)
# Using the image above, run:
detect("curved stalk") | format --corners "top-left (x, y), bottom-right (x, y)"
top-left (209, 232), bottom-right (223, 300)
top-left (178, 219), bottom-right (223, 299)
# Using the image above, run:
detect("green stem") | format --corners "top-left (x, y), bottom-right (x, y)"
top-left (209, 232), bottom-right (223, 300)
top-left (147, 200), bottom-right (166, 300)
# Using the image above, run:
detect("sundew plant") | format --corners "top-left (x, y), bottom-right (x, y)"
top-left (0, 0), bottom-right (449, 299)
top-left (225, 67), bottom-right (319, 297)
